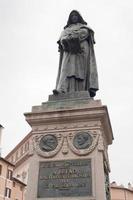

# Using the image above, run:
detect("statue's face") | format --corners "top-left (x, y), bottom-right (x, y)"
top-left (77, 135), bottom-right (86, 145)
top-left (44, 135), bottom-right (56, 146)
top-left (70, 12), bottom-right (79, 24)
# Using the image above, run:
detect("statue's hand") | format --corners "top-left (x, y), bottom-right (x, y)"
top-left (61, 38), bottom-right (82, 54)
top-left (61, 39), bottom-right (70, 52)
top-left (68, 38), bottom-right (82, 54)
top-left (68, 32), bottom-right (79, 40)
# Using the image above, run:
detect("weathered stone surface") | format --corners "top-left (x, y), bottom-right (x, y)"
top-left (49, 91), bottom-right (90, 101)
top-left (31, 98), bottom-right (102, 113)
top-left (24, 98), bottom-right (113, 200)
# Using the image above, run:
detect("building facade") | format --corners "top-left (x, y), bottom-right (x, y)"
top-left (0, 125), bottom-right (4, 156)
top-left (110, 182), bottom-right (133, 200)
top-left (0, 157), bottom-right (26, 200)
top-left (5, 132), bottom-right (32, 185)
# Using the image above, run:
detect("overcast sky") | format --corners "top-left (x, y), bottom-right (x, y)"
top-left (0, 0), bottom-right (133, 186)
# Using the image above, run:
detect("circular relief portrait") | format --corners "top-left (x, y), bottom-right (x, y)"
top-left (73, 132), bottom-right (93, 149)
top-left (39, 134), bottom-right (58, 152)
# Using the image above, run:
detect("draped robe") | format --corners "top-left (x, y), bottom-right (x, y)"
top-left (55, 23), bottom-right (99, 96)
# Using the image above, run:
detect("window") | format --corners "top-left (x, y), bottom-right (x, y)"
top-left (5, 187), bottom-right (11, 198)
top-left (20, 145), bottom-right (23, 155)
top-left (11, 155), bottom-right (14, 163)
top-left (0, 164), bottom-right (2, 175)
top-left (20, 186), bottom-right (23, 191)
top-left (15, 151), bottom-right (18, 160)
top-left (7, 169), bottom-right (13, 180)
top-left (25, 141), bottom-right (29, 152)
top-left (13, 181), bottom-right (16, 187)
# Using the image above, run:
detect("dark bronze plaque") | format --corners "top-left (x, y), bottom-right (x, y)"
top-left (73, 132), bottom-right (93, 149)
top-left (37, 159), bottom-right (92, 198)
top-left (39, 134), bottom-right (58, 152)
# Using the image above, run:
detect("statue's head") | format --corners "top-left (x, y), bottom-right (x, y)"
top-left (64, 10), bottom-right (87, 29)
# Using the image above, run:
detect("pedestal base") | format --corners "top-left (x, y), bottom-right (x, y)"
top-left (24, 97), bottom-right (113, 200)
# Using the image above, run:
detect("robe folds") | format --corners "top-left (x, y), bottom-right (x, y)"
top-left (55, 23), bottom-right (99, 96)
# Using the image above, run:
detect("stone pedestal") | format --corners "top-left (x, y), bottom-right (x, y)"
top-left (24, 95), bottom-right (113, 200)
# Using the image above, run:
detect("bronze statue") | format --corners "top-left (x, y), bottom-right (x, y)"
top-left (53, 10), bottom-right (99, 97)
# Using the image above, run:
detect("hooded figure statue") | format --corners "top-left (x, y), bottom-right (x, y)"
top-left (53, 10), bottom-right (99, 97)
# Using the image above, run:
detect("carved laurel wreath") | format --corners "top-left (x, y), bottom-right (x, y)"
top-left (33, 131), bottom-right (99, 158)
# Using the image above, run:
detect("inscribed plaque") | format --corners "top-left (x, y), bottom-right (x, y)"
top-left (37, 159), bottom-right (92, 198)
